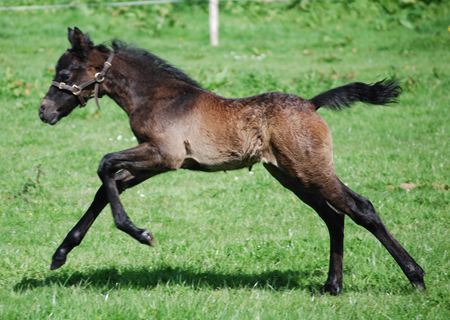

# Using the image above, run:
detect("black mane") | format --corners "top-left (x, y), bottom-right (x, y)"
top-left (110, 40), bottom-right (202, 89)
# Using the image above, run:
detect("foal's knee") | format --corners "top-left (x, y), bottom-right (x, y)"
top-left (97, 153), bottom-right (116, 178)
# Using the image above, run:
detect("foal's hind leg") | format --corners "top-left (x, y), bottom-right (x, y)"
top-left (314, 178), bottom-right (425, 290)
top-left (51, 169), bottom-right (156, 270)
top-left (265, 106), bottom-right (424, 290)
top-left (264, 163), bottom-right (345, 294)
top-left (332, 183), bottom-right (426, 290)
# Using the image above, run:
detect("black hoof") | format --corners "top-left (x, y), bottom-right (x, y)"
top-left (412, 281), bottom-right (426, 291)
top-left (320, 283), bottom-right (342, 296)
top-left (50, 258), bottom-right (66, 270)
top-left (139, 230), bottom-right (155, 246)
top-left (409, 267), bottom-right (426, 291)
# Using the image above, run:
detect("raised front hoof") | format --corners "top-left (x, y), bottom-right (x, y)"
top-left (138, 230), bottom-right (155, 246)
top-left (50, 258), bottom-right (66, 270)
top-left (320, 283), bottom-right (342, 296)
top-left (409, 267), bottom-right (426, 291)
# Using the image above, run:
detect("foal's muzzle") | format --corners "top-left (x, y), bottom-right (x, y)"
top-left (39, 100), bottom-right (61, 125)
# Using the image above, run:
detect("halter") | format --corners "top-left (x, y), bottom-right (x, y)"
top-left (52, 51), bottom-right (115, 109)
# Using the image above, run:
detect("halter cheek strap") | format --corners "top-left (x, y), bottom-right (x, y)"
top-left (52, 51), bottom-right (115, 109)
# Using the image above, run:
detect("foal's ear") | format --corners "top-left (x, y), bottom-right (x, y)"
top-left (68, 27), bottom-right (85, 49)
top-left (68, 27), bottom-right (91, 60)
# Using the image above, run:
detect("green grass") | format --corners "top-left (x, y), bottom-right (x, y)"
top-left (1, 1), bottom-right (449, 319)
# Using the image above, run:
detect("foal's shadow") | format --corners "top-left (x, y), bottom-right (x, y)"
top-left (15, 266), bottom-right (321, 292)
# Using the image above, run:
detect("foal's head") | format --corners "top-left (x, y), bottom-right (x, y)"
top-left (39, 27), bottom-right (109, 125)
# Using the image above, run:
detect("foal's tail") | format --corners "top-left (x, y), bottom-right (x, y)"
top-left (309, 79), bottom-right (402, 111)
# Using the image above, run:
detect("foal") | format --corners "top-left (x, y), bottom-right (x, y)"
top-left (39, 27), bottom-right (425, 294)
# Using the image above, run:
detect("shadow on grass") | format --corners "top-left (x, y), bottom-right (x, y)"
top-left (14, 266), bottom-right (322, 292)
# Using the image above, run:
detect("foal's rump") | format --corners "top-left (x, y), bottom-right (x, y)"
top-left (261, 94), bottom-right (336, 187)
top-left (255, 80), bottom-right (401, 186)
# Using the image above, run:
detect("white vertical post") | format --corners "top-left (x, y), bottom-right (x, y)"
top-left (209, 0), bottom-right (219, 46)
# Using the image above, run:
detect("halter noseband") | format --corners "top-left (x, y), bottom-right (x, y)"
top-left (52, 51), bottom-right (115, 109)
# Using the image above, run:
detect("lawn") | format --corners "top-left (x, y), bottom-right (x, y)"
top-left (0, 1), bottom-right (449, 319)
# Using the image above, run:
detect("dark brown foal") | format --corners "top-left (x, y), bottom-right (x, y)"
top-left (38, 27), bottom-right (425, 294)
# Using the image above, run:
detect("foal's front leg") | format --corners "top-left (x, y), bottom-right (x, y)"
top-left (97, 143), bottom-right (173, 245)
top-left (51, 169), bottom-right (155, 270)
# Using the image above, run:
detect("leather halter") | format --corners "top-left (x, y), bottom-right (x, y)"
top-left (52, 51), bottom-right (115, 109)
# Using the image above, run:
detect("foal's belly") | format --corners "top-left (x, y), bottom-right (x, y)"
top-left (180, 155), bottom-right (258, 172)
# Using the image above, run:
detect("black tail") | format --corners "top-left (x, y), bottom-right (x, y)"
top-left (309, 79), bottom-right (402, 111)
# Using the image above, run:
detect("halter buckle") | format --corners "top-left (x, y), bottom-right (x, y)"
top-left (59, 82), bottom-right (66, 90)
top-left (95, 72), bottom-right (105, 83)
top-left (72, 84), bottom-right (80, 95)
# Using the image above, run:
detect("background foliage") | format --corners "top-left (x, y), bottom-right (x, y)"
top-left (0, 0), bottom-right (449, 319)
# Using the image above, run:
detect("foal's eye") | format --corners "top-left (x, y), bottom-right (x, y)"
top-left (60, 73), bottom-right (70, 81)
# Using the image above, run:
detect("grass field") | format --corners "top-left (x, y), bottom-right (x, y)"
top-left (1, 1), bottom-right (449, 319)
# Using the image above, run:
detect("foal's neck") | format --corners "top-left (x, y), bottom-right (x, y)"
top-left (101, 50), bottom-right (197, 115)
